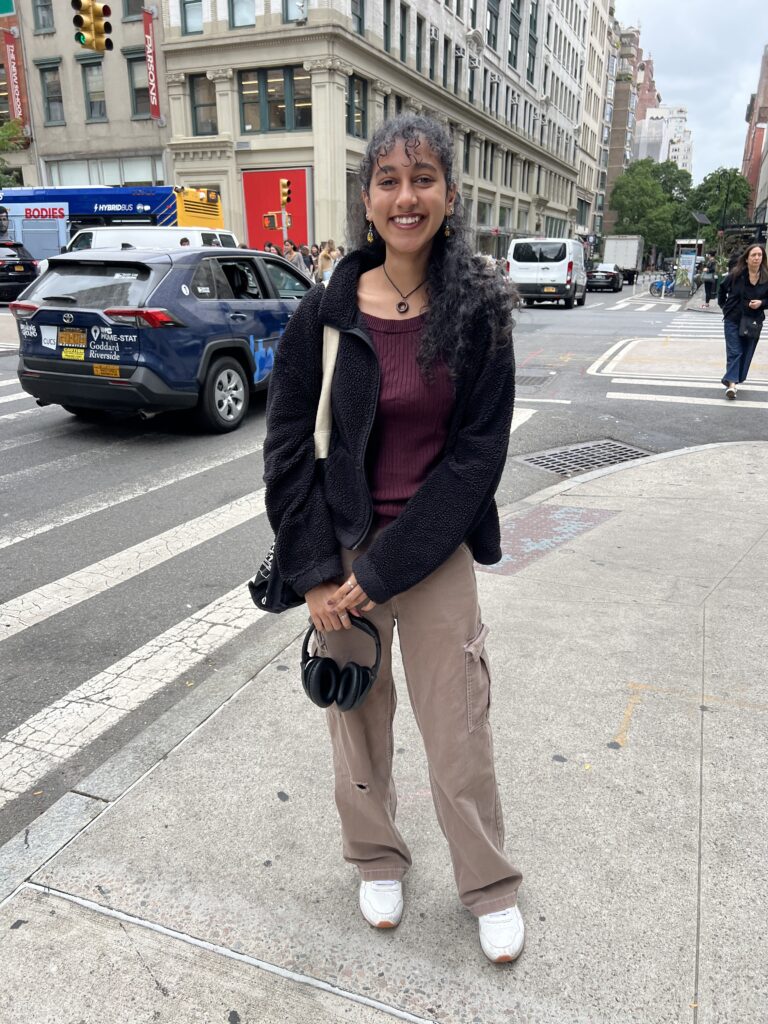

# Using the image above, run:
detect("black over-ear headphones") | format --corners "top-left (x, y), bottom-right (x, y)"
top-left (301, 616), bottom-right (381, 712)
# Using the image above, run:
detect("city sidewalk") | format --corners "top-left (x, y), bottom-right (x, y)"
top-left (2, 442), bottom-right (767, 1024)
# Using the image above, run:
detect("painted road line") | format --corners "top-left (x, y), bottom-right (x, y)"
top-left (667, 304), bottom-right (682, 311)
top-left (606, 302), bottom-right (632, 310)
top-left (606, 392), bottom-right (768, 409)
top-left (635, 303), bottom-right (657, 312)
top-left (609, 378), bottom-right (768, 392)
top-left (0, 585), bottom-right (266, 811)
top-left (516, 397), bottom-right (572, 404)
top-left (603, 338), bottom-right (643, 375)
top-left (0, 378), bottom-right (20, 388)
top-left (0, 437), bottom-right (265, 552)
top-left (0, 490), bottom-right (266, 642)
top-left (0, 425), bottom-right (92, 454)
top-left (510, 408), bottom-right (536, 433)
top-left (585, 337), bottom-right (636, 376)
top-left (0, 390), bottom-right (33, 405)
top-left (0, 406), bottom-right (39, 423)
top-left (0, 440), bottom-right (154, 489)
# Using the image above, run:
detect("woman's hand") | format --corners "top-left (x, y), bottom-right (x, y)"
top-left (748, 299), bottom-right (762, 309)
top-left (305, 582), bottom-right (354, 631)
top-left (327, 574), bottom-right (377, 619)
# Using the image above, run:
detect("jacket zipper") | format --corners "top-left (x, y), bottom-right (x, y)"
top-left (343, 325), bottom-right (379, 550)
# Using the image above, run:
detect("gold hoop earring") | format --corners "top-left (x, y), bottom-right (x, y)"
top-left (366, 221), bottom-right (374, 244)
top-left (444, 216), bottom-right (453, 238)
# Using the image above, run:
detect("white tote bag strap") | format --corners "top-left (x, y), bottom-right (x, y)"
top-left (313, 279), bottom-right (339, 460)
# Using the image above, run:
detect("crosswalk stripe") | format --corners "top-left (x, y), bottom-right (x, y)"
top-left (610, 378), bottom-right (768, 392)
top-left (606, 391), bottom-right (768, 409)
top-left (0, 390), bottom-right (32, 405)
top-left (0, 489), bottom-right (266, 642)
top-left (0, 378), bottom-right (20, 388)
top-left (667, 304), bottom-right (681, 311)
top-left (510, 407), bottom-right (536, 433)
top-left (0, 584), bottom-right (267, 812)
top-left (0, 437), bottom-right (265, 552)
top-left (0, 406), bottom-right (39, 422)
top-left (635, 303), bottom-right (656, 311)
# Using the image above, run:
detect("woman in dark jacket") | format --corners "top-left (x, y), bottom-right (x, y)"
top-left (263, 114), bottom-right (524, 963)
top-left (717, 243), bottom-right (768, 399)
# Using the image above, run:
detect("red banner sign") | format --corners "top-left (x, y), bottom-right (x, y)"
top-left (3, 31), bottom-right (23, 121)
top-left (142, 9), bottom-right (160, 120)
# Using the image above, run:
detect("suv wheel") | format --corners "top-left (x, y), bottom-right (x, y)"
top-left (197, 356), bottom-right (250, 433)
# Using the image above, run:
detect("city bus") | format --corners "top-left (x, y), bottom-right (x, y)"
top-left (0, 185), bottom-right (224, 260)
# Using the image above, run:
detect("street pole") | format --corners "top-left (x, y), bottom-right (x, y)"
top-left (281, 206), bottom-right (288, 247)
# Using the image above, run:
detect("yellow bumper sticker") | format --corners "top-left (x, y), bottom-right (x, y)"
top-left (61, 347), bottom-right (85, 360)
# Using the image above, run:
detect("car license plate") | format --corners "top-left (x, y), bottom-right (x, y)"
top-left (61, 347), bottom-right (85, 361)
top-left (14, 264), bottom-right (24, 272)
top-left (543, 287), bottom-right (556, 293)
top-left (93, 364), bottom-right (120, 377)
top-left (59, 328), bottom-right (86, 348)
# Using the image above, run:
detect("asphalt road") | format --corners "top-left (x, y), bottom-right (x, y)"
top-left (1, 290), bottom-right (767, 844)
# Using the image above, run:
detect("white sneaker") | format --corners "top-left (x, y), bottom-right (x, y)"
top-left (359, 880), bottom-right (403, 928)
top-left (726, 383), bottom-right (737, 400)
top-left (478, 905), bottom-right (525, 963)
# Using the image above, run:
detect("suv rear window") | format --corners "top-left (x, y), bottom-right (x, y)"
top-left (0, 244), bottom-right (34, 260)
top-left (513, 242), bottom-right (567, 263)
top-left (23, 260), bottom-right (161, 308)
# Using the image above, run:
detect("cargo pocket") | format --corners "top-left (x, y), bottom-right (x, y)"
top-left (464, 623), bottom-right (491, 733)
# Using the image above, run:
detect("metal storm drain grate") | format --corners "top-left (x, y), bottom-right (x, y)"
top-left (516, 375), bottom-right (551, 387)
top-left (517, 439), bottom-right (652, 477)
top-left (516, 369), bottom-right (556, 389)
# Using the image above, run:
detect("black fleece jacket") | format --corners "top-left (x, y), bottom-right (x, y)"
top-left (263, 249), bottom-right (515, 605)
top-left (717, 270), bottom-right (768, 323)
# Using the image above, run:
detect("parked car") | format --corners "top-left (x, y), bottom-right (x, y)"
top-left (506, 237), bottom-right (587, 308)
top-left (0, 241), bottom-right (39, 301)
top-left (587, 263), bottom-right (624, 292)
top-left (12, 247), bottom-right (312, 432)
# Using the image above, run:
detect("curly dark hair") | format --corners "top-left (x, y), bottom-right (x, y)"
top-left (349, 113), bottom-right (515, 378)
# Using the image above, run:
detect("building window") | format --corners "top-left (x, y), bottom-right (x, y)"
top-left (182, 0), bottom-right (203, 33)
top-left (399, 4), bottom-right (408, 61)
top-left (383, 0), bottom-right (391, 50)
top-left (416, 16), bottom-right (424, 72)
top-left (351, 0), bottom-right (364, 34)
top-left (463, 131), bottom-right (471, 173)
top-left (526, 42), bottom-right (536, 84)
top-left (508, 25), bottom-right (519, 68)
top-left (529, 0), bottom-right (538, 36)
top-left (239, 67), bottom-right (312, 133)
top-left (429, 33), bottom-right (436, 80)
top-left (82, 62), bottom-right (107, 121)
top-left (230, 0), bottom-right (255, 27)
top-left (453, 52), bottom-right (461, 94)
top-left (123, 0), bottom-right (144, 16)
top-left (469, 0), bottom-right (476, 29)
top-left (40, 66), bottom-right (64, 124)
top-left (127, 57), bottom-right (150, 116)
top-left (442, 38), bottom-right (450, 88)
top-left (190, 74), bottom-right (218, 135)
top-left (456, 0), bottom-right (462, 19)
top-left (468, 68), bottom-right (476, 104)
top-left (347, 74), bottom-right (367, 138)
top-left (485, 0), bottom-right (498, 50)
top-left (0, 65), bottom-right (9, 123)
top-left (33, 0), bottom-right (54, 31)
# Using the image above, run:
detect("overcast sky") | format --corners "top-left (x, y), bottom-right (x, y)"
top-left (613, 0), bottom-right (765, 184)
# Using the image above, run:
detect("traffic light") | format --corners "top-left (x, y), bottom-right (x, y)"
top-left (72, 0), bottom-right (114, 52)
top-left (279, 179), bottom-right (291, 206)
top-left (262, 214), bottom-right (278, 230)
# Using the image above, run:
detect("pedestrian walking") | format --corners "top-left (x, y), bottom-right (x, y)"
top-left (263, 113), bottom-right (524, 963)
top-left (283, 239), bottom-right (309, 275)
top-left (315, 238), bottom-right (338, 282)
top-left (718, 243), bottom-right (768, 400)
top-left (701, 252), bottom-right (717, 307)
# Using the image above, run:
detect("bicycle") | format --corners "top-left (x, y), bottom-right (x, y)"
top-left (649, 276), bottom-right (676, 298)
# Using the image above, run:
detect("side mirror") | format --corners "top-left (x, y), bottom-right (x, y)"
top-left (60, 246), bottom-right (67, 253)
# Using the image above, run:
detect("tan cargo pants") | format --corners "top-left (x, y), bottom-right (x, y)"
top-left (319, 541), bottom-right (522, 916)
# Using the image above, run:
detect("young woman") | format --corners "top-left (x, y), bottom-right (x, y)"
top-left (263, 114), bottom-right (524, 963)
top-left (717, 244), bottom-right (768, 399)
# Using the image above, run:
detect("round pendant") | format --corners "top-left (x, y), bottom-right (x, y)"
top-left (396, 299), bottom-right (409, 314)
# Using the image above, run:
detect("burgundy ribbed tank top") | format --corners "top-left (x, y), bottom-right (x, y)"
top-left (362, 311), bottom-right (454, 523)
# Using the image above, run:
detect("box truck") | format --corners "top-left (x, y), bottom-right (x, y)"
top-left (603, 235), bottom-right (644, 284)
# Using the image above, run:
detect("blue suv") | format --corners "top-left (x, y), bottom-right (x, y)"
top-left (13, 247), bottom-right (312, 432)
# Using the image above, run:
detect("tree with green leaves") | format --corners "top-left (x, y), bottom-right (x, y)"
top-left (686, 168), bottom-right (753, 253)
top-left (609, 158), bottom-right (693, 256)
top-left (0, 119), bottom-right (26, 187)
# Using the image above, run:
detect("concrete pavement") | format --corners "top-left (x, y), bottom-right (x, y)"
top-left (1, 441), bottom-right (767, 1023)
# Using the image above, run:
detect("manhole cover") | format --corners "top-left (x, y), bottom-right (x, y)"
top-left (516, 375), bottom-right (550, 387)
top-left (517, 439), bottom-right (652, 477)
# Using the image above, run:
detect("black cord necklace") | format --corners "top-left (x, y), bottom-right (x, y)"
top-left (382, 265), bottom-right (427, 314)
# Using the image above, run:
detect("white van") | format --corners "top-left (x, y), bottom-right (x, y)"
top-left (507, 237), bottom-right (587, 308)
top-left (65, 225), bottom-right (239, 253)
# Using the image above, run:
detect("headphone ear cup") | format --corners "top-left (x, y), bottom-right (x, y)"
top-left (336, 665), bottom-right (373, 712)
top-left (303, 656), bottom-right (339, 708)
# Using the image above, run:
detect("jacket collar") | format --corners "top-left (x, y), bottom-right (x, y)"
top-left (318, 248), bottom-right (383, 331)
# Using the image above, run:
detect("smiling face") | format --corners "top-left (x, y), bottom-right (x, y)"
top-left (363, 137), bottom-right (456, 260)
